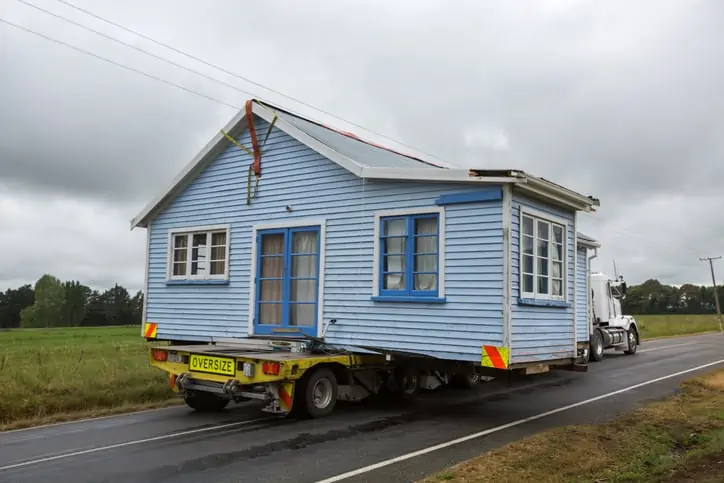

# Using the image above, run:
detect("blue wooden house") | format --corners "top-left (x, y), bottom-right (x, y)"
top-left (131, 99), bottom-right (600, 370)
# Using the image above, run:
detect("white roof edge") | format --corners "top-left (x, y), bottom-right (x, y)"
top-left (130, 109), bottom-right (249, 229)
top-left (577, 237), bottom-right (602, 249)
top-left (516, 175), bottom-right (599, 213)
top-left (360, 167), bottom-right (520, 184)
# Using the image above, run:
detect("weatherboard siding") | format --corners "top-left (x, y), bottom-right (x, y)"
top-left (510, 191), bottom-right (576, 364)
top-left (575, 247), bottom-right (590, 343)
top-left (146, 116), bottom-right (504, 361)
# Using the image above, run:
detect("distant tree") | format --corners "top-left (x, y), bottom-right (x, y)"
top-left (103, 284), bottom-right (132, 326)
top-left (61, 281), bottom-right (91, 327)
top-left (82, 290), bottom-right (108, 327)
top-left (130, 290), bottom-right (144, 325)
top-left (21, 274), bottom-right (64, 328)
top-left (0, 285), bottom-right (35, 329)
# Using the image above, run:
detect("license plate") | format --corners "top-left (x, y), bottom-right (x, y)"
top-left (189, 354), bottom-right (235, 376)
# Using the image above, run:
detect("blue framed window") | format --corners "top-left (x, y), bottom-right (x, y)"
top-left (255, 226), bottom-right (320, 336)
top-left (378, 213), bottom-right (440, 300)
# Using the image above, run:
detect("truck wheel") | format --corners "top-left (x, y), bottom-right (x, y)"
top-left (624, 327), bottom-right (638, 355)
top-left (301, 367), bottom-right (338, 418)
top-left (386, 367), bottom-right (420, 399)
top-left (184, 391), bottom-right (229, 412)
top-left (590, 330), bottom-right (604, 362)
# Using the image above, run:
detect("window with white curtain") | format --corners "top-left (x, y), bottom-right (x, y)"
top-left (168, 226), bottom-right (229, 280)
top-left (520, 212), bottom-right (565, 300)
top-left (377, 212), bottom-right (441, 299)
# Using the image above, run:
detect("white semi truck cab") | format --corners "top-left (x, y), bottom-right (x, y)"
top-left (587, 272), bottom-right (639, 362)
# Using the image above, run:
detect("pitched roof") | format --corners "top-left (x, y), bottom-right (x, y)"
top-left (577, 231), bottom-right (601, 248)
top-left (131, 99), bottom-right (599, 228)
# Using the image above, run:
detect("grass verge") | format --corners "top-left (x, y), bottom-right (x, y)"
top-left (0, 326), bottom-right (178, 431)
top-left (425, 370), bottom-right (724, 483)
top-left (637, 314), bottom-right (723, 340)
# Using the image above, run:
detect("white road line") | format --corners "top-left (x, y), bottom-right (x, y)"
top-left (0, 417), bottom-right (272, 472)
top-left (316, 357), bottom-right (724, 483)
top-left (639, 341), bottom-right (700, 353)
top-left (1, 405), bottom-right (184, 434)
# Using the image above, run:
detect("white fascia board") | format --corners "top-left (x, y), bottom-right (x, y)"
top-left (252, 103), bottom-right (365, 178)
top-left (130, 110), bottom-right (249, 229)
top-left (520, 176), bottom-right (598, 212)
top-left (360, 167), bottom-right (520, 184)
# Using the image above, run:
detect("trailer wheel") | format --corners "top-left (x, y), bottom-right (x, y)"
top-left (385, 367), bottom-right (420, 399)
top-left (624, 327), bottom-right (638, 355)
top-left (300, 367), bottom-right (338, 418)
top-left (590, 329), bottom-right (604, 362)
top-left (452, 369), bottom-right (481, 389)
top-left (183, 391), bottom-right (229, 412)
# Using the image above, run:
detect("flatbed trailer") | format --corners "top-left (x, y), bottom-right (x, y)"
top-left (149, 338), bottom-right (498, 418)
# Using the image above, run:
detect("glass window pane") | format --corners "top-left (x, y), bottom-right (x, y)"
top-left (384, 237), bottom-right (405, 255)
top-left (414, 274), bottom-right (437, 291)
top-left (523, 235), bottom-right (534, 256)
top-left (415, 235), bottom-right (438, 254)
top-left (538, 257), bottom-right (549, 277)
top-left (260, 280), bottom-right (282, 301)
top-left (174, 235), bottom-right (188, 248)
top-left (552, 261), bottom-right (563, 278)
top-left (383, 255), bottom-right (405, 273)
top-left (552, 279), bottom-right (563, 296)
top-left (191, 261), bottom-right (206, 276)
top-left (553, 225), bottom-right (564, 244)
top-left (290, 304), bottom-right (315, 327)
top-left (210, 246), bottom-right (226, 261)
top-left (523, 254), bottom-right (534, 274)
top-left (415, 217), bottom-right (438, 235)
top-left (259, 303), bottom-right (282, 325)
top-left (173, 248), bottom-right (187, 263)
top-left (261, 256), bottom-right (283, 278)
top-left (210, 261), bottom-right (225, 275)
top-left (192, 233), bottom-right (207, 247)
top-left (537, 275), bottom-right (549, 294)
top-left (522, 216), bottom-right (534, 236)
top-left (292, 255), bottom-right (318, 278)
top-left (414, 254), bottom-right (437, 273)
top-left (291, 280), bottom-right (316, 302)
top-left (552, 243), bottom-right (563, 261)
top-left (173, 262), bottom-right (186, 276)
top-left (523, 274), bottom-right (534, 293)
top-left (211, 232), bottom-right (226, 246)
top-left (384, 274), bottom-right (405, 290)
top-left (537, 220), bottom-right (549, 241)
top-left (292, 231), bottom-right (318, 254)
top-left (261, 233), bottom-right (284, 255)
top-left (537, 239), bottom-right (549, 258)
top-left (384, 219), bottom-right (406, 236)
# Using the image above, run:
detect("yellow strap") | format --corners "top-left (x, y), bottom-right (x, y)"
top-left (220, 129), bottom-right (254, 157)
top-left (262, 114), bottom-right (278, 146)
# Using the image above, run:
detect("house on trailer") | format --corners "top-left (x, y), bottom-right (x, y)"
top-left (131, 99), bottom-right (600, 371)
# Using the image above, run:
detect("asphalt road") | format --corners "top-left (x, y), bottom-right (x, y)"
top-left (1, 332), bottom-right (723, 483)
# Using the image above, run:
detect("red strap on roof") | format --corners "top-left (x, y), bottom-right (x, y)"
top-left (245, 99), bottom-right (262, 177)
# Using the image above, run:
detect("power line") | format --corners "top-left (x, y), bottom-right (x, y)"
top-left (0, 17), bottom-right (240, 109)
top-left (699, 256), bottom-right (724, 332)
top-left (14, 0), bottom-right (259, 99)
top-left (47, 0), bottom-right (452, 166)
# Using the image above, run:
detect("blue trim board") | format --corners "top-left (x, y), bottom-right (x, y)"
top-left (166, 279), bottom-right (230, 285)
top-left (371, 296), bottom-right (446, 304)
top-left (435, 186), bottom-right (503, 206)
top-left (517, 297), bottom-right (570, 308)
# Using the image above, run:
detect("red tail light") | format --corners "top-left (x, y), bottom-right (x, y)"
top-left (152, 349), bottom-right (168, 362)
top-left (262, 361), bottom-right (280, 375)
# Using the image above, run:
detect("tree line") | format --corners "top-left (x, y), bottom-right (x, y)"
top-left (0, 274), bottom-right (143, 329)
top-left (621, 279), bottom-right (723, 315)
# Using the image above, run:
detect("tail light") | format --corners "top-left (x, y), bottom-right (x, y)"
top-left (262, 361), bottom-right (280, 375)
top-left (152, 349), bottom-right (168, 362)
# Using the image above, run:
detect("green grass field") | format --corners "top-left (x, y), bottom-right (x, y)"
top-left (0, 326), bottom-right (177, 430)
top-left (0, 314), bottom-right (721, 430)
top-left (636, 314), bottom-right (722, 339)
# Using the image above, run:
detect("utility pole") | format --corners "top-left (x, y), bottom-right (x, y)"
top-left (700, 256), bottom-right (724, 332)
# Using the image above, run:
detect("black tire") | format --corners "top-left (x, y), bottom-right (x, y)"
top-left (183, 391), bottom-right (229, 412)
top-left (590, 329), bottom-right (605, 362)
top-left (452, 369), bottom-right (481, 389)
top-left (300, 367), bottom-right (338, 419)
top-left (580, 346), bottom-right (591, 365)
top-left (624, 327), bottom-right (638, 355)
top-left (386, 367), bottom-right (421, 399)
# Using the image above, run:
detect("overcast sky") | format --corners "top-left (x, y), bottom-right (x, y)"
top-left (1, 0), bottom-right (723, 292)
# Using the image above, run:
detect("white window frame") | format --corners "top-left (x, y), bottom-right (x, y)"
top-left (519, 207), bottom-right (568, 301)
top-left (372, 206), bottom-right (446, 298)
top-left (167, 224), bottom-right (230, 281)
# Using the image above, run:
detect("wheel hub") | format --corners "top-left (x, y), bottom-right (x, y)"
top-left (312, 378), bottom-right (334, 409)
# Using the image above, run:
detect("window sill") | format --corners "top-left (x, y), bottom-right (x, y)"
top-left (166, 279), bottom-right (230, 285)
top-left (371, 295), bottom-right (446, 304)
top-left (517, 297), bottom-right (569, 308)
